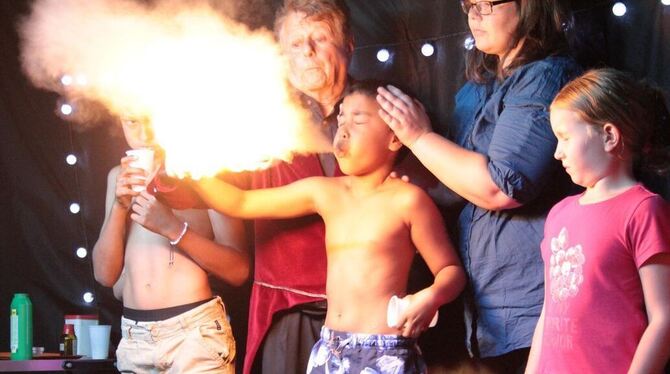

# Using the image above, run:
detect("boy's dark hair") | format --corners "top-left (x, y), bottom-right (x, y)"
top-left (343, 80), bottom-right (411, 165)
top-left (343, 79), bottom-right (385, 100)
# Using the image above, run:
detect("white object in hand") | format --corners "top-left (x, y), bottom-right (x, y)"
top-left (387, 295), bottom-right (438, 328)
top-left (125, 148), bottom-right (155, 192)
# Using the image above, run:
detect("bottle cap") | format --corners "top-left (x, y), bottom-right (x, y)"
top-left (63, 324), bottom-right (75, 335)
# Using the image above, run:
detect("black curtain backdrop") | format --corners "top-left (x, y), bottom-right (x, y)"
top-left (1, 0), bottom-right (669, 372)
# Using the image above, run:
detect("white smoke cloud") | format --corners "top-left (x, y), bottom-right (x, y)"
top-left (19, 0), bottom-right (331, 175)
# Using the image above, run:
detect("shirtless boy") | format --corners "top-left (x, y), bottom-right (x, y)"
top-left (92, 117), bottom-right (249, 373)
top-left (194, 81), bottom-right (466, 373)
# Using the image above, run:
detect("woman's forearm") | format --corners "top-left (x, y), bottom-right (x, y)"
top-left (410, 132), bottom-right (520, 210)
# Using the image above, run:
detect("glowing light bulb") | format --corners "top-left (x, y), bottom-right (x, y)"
top-left (60, 103), bottom-right (73, 116)
top-left (75, 74), bottom-right (88, 86)
top-left (421, 43), bottom-right (435, 57)
top-left (83, 292), bottom-right (94, 303)
top-left (612, 2), bottom-right (627, 16)
top-left (376, 48), bottom-right (390, 63)
top-left (60, 75), bottom-right (73, 86)
top-left (69, 203), bottom-right (80, 214)
top-left (464, 36), bottom-right (476, 50)
top-left (66, 154), bottom-right (77, 165)
top-left (662, 0), bottom-right (670, 5)
top-left (76, 247), bottom-right (88, 258)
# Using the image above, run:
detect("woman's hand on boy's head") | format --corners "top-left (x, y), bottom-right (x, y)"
top-left (376, 85), bottom-right (432, 147)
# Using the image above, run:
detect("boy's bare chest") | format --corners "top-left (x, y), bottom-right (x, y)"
top-left (126, 209), bottom-right (213, 249)
top-left (322, 194), bottom-right (407, 245)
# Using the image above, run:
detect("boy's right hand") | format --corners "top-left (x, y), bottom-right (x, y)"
top-left (394, 291), bottom-right (440, 338)
top-left (114, 156), bottom-right (148, 209)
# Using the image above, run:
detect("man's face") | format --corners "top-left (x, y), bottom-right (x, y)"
top-left (278, 11), bottom-right (351, 96)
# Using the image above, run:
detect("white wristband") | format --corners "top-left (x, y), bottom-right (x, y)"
top-left (169, 222), bottom-right (189, 246)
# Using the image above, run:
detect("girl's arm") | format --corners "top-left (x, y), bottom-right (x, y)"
top-left (628, 254), bottom-right (670, 374)
top-left (525, 302), bottom-right (546, 374)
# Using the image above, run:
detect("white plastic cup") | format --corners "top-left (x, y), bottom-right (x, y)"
top-left (387, 295), bottom-right (438, 328)
top-left (88, 325), bottom-right (111, 359)
top-left (125, 148), bottom-right (155, 192)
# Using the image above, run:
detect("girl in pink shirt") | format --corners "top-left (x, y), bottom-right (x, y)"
top-left (526, 69), bottom-right (670, 374)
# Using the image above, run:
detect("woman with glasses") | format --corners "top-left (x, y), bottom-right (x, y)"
top-left (377, 0), bottom-right (581, 371)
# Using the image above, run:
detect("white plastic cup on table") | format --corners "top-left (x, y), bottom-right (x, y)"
top-left (386, 295), bottom-right (439, 328)
top-left (125, 148), bottom-right (155, 192)
top-left (88, 325), bottom-right (111, 359)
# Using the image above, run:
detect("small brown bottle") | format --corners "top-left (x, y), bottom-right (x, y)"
top-left (59, 323), bottom-right (77, 356)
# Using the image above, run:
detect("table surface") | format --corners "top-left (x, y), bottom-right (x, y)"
top-left (0, 356), bottom-right (117, 372)
top-left (0, 358), bottom-right (65, 371)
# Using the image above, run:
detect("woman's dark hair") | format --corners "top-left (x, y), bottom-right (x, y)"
top-left (465, 0), bottom-right (571, 83)
top-left (552, 68), bottom-right (670, 177)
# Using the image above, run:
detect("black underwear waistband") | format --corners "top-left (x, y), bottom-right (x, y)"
top-left (123, 297), bottom-right (214, 322)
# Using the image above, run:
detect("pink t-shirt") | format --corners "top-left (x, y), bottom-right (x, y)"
top-left (538, 184), bottom-right (670, 374)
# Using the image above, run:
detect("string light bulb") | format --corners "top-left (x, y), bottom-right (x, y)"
top-left (60, 103), bottom-right (73, 116)
top-left (464, 36), bottom-right (475, 50)
top-left (82, 292), bottom-right (94, 303)
top-left (60, 75), bottom-right (73, 86)
top-left (66, 154), bottom-right (77, 165)
top-left (376, 48), bottom-right (390, 62)
top-left (421, 43), bottom-right (435, 57)
top-left (75, 74), bottom-right (88, 86)
top-left (612, 2), bottom-right (627, 16)
top-left (69, 203), bottom-right (80, 214)
top-left (76, 247), bottom-right (87, 258)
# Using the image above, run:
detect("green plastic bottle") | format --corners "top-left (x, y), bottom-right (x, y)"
top-left (10, 293), bottom-right (33, 360)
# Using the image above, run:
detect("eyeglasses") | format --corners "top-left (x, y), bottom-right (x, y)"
top-left (461, 0), bottom-right (516, 16)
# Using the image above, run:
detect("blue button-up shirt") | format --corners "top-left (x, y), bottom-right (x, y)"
top-left (451, 55), bottom-right (581, 357)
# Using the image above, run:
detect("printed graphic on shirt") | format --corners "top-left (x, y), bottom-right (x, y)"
top-left (549, 227), bottom-right (586, 302)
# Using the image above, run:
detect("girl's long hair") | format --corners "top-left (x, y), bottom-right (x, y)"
top-left (552, 68), bottom-right (670, 178)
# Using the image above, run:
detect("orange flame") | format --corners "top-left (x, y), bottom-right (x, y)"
top-left (20, 0), bottom-right (331, 178)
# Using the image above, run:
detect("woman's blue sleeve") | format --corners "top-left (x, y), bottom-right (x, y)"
top-left (487, 62), bottom-right (577, 204)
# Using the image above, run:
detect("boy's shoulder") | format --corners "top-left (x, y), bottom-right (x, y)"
top-left (385, 179), bottom-right (433, 208)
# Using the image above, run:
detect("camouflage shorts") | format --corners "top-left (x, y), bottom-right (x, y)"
top-left (306, 327), bottom-right (427, 374)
